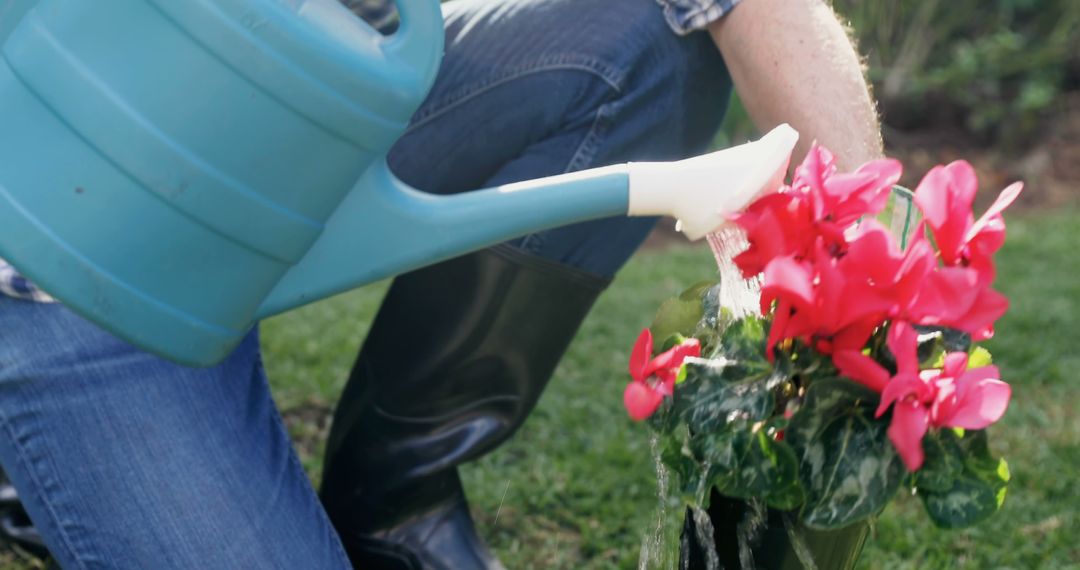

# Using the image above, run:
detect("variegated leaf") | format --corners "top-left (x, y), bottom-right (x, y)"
top-left (917, 430), bottom-right (964, 492)
top-left (787, 379), bottom-right (903, 529)
top-left (674, 362), bottom-right (774, 433)
top-left (692, 428), bottom-right (800, 501)
top-left (921, 475), bottom-right (1002, 528)
top-left (921, 429), bottom-right (1009, 528)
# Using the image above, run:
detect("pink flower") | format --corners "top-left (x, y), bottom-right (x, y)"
top-left (833, 319), bottom-right (921, 393)
top-left (624, 329), bottom-right (701, 421)
top-left (913, 161), bottom-right (1023, 286)
top-left (793, 144), bottom-right (902, 229)
top-left (915, 266), bottom-right (1010, 341)
top-left (836, 322), bottom-right (1011, 471)
top-left (759, 240), bottom-right (895, 360)
top-left (840, 220), bottom-right (938, 322)
top-left (732, 143), bottom-right (901, 278)
top-left (732, 192), bottom-right (816, 277)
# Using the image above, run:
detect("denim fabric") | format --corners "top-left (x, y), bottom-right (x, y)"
top-left (0, 0), bottom-right (732, 566)
top-left (390, 0), bottom-right (731, 277)
top-left (0, 299), bottom-right (352, 569)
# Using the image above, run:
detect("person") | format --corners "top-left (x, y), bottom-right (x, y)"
top-left (0, 0), bottom-right (885, 567)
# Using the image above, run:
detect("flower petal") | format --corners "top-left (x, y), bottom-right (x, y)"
top-left (887, 321), bottom-right (921, 375)
top-left (942, 352), bottom-right (969, 378)
top-left (629, 329), bottom-right (653, 381)
top-left (833, 350), bottom-right (890, 392)
top-left (946, 369), bottom-right (1011, 429)
top-left (966, 181), bottom-right (1023, 246)
top-left (888, 399), bottom-right (930, 471)
top-left (877, 374), bottom-right (929, 417)
top-left (914, 162), bottom-right (978, 264)
top-left (913, 165), bottom-right (953, 230)
top-left (623, 381), bottom-right (663, 421)
top-left (651, 338), bottom-right (701, 370)
top-left (947, 287), bottom-right (1009, 342)
top-left (760, 256), bottom-right (816, 315)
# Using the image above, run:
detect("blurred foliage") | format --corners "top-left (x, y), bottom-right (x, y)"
top-left (832, 0), bottom-right (1080, 145)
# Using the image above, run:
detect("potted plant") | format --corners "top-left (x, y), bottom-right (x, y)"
top-left (623, 145), bottom-right (1021, 569)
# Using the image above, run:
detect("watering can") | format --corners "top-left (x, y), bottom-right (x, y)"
top-left (0, 0), bottom-right (799, 366)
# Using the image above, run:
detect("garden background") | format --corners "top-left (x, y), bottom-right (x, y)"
top-left (3, 0), bottom-right (1078, 567)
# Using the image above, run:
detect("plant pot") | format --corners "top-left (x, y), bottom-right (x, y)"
top-left (680, 489), bottom-right (868, 570)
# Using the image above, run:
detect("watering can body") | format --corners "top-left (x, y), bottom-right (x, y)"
top-left (0, 0), bottom-right (444, 364)
top-left (0, 0), bottom-right (799, 366)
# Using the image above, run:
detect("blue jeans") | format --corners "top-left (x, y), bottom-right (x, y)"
top-left (0, 0), bottom-right (731, 567)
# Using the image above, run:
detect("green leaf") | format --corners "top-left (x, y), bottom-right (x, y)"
top-left (661, 432), bottom-right (709, 503)
top-left (691, 427), bottom-right (800, 502)
top-left (696, 283), bottom-right (728, 336)
top-left (679, 280), bottom-right (718, 302)
top-left (968, 346), bottom-right (993, 368)
top-left (651, 298), bottom-right (703, 344)
top-left (786, 380), bottom-right (904, 529)
top-left (651, 281), bottom-right (722, 345)
top-left (920, 430), bottom-right (1010, 528)
top-left (785, 379), bottom-right (880, 452)
top-left (718, 316), bottom-right (768, 363)
top-left (921, 476), bottom-right (1002, 528)
top-left (941, 328), bottom-right (973, 353)
top-left (673, 361), bottom-right (775, 433)
top-left (914, 326), bottom-right (973, 368)
top-left (917, 430), bottom-right (964, 492)
top-left (659, 333), bottom-right (688, 353)
top-left (767, 480), bottom-right (807, 511)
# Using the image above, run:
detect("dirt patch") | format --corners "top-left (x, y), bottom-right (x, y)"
top-left (278, 397), bottom-right (332, 472)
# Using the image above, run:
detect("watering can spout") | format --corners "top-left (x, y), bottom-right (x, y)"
top-left (626, 123), bottom-right (799, 240)
top-left (256, 124), bottom-right (799, 319)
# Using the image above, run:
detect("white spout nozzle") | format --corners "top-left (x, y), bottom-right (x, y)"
top-left (627, 123), bottom-right (799, 240)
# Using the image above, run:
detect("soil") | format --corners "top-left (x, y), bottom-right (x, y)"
top-left (642, 93), bottom-right (1080, 251)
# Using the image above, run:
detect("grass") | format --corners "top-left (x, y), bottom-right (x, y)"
top-left (1, 209), bottom-right (1076, 568)
top-left (262, 207), bottom-right (1080, 569)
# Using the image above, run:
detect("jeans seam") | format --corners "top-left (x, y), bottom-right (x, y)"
top-left (565, 101), bottom-right (617, 173)
top-left (405, 55), bottom-right (624, 134)
top-left (0, 409), bottom-right (90, 570)
top-left (261, 375), bottom-right (352, 569)
top-left (515, 100), bottom-right (618, 257)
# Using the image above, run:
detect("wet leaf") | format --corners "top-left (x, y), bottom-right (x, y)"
top-left (786, 380), bottom-right (904, 529)
top-left (692, 427), bottom-right (800, 502)
top-left (718, 315), bottom-right (768, 363)
top-left (673, 362), bottom-right (774, 433)
top-left (680, 280), bottom-right (719, 302)
top-left (662, 433), bottom-right (708, 503)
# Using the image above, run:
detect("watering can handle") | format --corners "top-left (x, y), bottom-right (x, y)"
top-left (380, 0), bottom-right (445, 79)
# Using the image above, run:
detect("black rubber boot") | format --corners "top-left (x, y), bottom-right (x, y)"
top-left (320, 245), bottom-right (610, 570)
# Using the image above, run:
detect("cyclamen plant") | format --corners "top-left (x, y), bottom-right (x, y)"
top-left (624, 144), bottom-right (1020, 530)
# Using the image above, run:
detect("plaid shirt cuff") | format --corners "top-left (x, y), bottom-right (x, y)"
top-left (655, 0), bottom-right (743, 36)
top-left (0, 259), bottom-right (55, 303)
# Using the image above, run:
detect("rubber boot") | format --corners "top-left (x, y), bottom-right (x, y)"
top-left (320, 245), bottom-right (610, 570)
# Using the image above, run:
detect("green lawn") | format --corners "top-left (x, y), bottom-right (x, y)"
top-left (2, 209), bottom-right (1076, 569)
top-left (259, 207), bottom-right (1080, 569)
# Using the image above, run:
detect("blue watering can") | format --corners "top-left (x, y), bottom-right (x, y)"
top-left (0, 0), bottom-right (798, 366)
